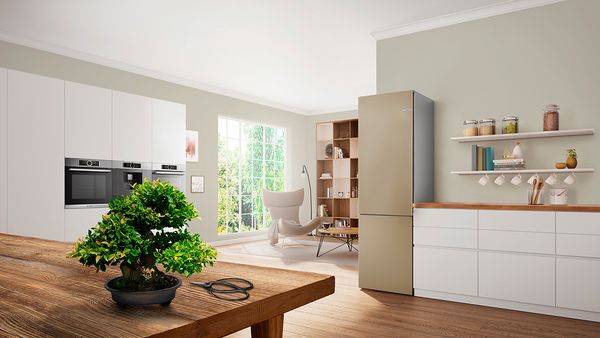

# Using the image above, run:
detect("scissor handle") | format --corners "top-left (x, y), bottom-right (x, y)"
top-left (214, 278), bottom-right (254, 291)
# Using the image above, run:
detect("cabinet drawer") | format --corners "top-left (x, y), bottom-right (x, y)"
top-left (479, 252), bottom-right (555, 306)
top-left (479, 230), bottom-right (555, 255)
top-left (414, 247), bottom-right (477, 296)
top-left (556, 212), bottom-right (600, 235)
top-left (557, 257), bottom-right (600, 312)
top-left (479, 210), bottom-right (554, 232)
top-left (414, 227), bottom-right (477, 249)
top-left (413, 208), bottom-right (477, 229)
top-left (557, 234), bottom-right (600, 258)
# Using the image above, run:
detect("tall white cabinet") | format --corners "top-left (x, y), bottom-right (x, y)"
top-left (151, 98), bottom-right (186, 165)
top-left (7, 70), bottom-right (64, 241)
top-left (112, 91), bottom-right (152, 162)
top-left (0, 68), bottom-right (7, 234)
top-left (65, 81), bottom-right (112, 160)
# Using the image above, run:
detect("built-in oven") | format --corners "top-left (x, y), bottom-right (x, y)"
top-left (152, 164), bottom-right (186, 193)
top-left (65, 158), bottom-right (113, 208)
top-left (112, 161), bottom-right (152, 197)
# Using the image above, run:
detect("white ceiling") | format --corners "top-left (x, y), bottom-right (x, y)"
top-left (0, 0), bottom-right (554, 115)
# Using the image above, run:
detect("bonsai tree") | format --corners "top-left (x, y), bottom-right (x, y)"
top-left (69, 180), bottom-right (217, 291)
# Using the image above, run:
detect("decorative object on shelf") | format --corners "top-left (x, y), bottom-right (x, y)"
top-left (543, 104), bottom-right (560, 131)
top-left (545, 173), bottom-right (558, 186)
top-left (351, 186), bottom-right (358, 198)
top-left (478, 174), bottom-right (490, 186)
top-left (68, 180), bottom-right (217, 307)
top-left (301, 164), bottom-right (313, 219)
top-left (511, 174), bottom-right (523, 186)
top-left (555, 162), bottom-right (567, 169)
top-left (566, 148), bottom-right (578, 169)
top-left (186, 130), bottom-right (199, 162)
top-left (463, 120), bottom-right (478, 136)
top-left (326, 187), bottom-right (333, 197)
top-left (318, 204), bottom-right (329, 217)
top-left (338, 192), bottom-right (344, 197)
top-left (333, 146), bottom-right (344, 159)
top-left (512, 141), bottom-right (523, 159)
top-left (191, 175), bottom-right (205, 193)
top-left (564, 173), bottom-right (576, 185)
top-left (494, 174), bottom-right (506, 186)
top-left (325, 143), bottom-right (333, 159)
top-left (549, 187), bottom-right (568, 205)
top-left (334, 219), bottom-right (348, 228)
top-left (494, 158), bottom-right (525, 170)
top-left (502, 116), bottom-right (519, 134)
top-left (319, 172), bottom-right (332, 179)
top-left (528, 177), bottom-right (545, 205)
top-left (503, 146), bottom-right (514, 159)
top-left (478, 118), bottom-right (496, 135)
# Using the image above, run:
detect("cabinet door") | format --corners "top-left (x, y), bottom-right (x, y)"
top-left (7, 70), bottom-right (64, 240)
top-left (112, 91), bottom-right (152, 162)
top-left (0, 68), bottom-right (6, 233)
top-left (65, 208), bottom-right (109, 242)
top-left (359, 215), bottom-right (412, 294)
top-left (414, 247), bottom-right (477, 296)
top-left (557, 257), bottom-right (600, 312)
top-left (65, 81), bottom-right (112, 160)
top-left (479, 252), bottom-right (555, 306)
top-left (359, 92), bottom-right (413, 216)
top-left (151, 99), bottom-right (186, 165)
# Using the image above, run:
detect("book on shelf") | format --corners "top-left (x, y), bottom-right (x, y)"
top-left (472, 145), bottom-right (495, 171)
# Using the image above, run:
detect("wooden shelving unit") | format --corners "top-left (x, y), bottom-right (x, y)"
top-left (316, 119), bottom-right (359, 228)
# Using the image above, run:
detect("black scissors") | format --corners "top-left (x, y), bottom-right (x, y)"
top-left (190, 278), bottom-right (254, 301)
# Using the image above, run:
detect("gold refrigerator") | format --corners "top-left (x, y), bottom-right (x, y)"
top-left (358, 91), bottom-right (434, 295)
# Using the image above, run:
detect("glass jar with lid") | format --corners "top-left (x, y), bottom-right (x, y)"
top-left (502, 116), bottom-right (519, 134)
top-left (543, 104), bottom-right (559, 131)
top-left (478, 118), bottom-right (496, 136)
top-left (463, 120), bottom-right (478, 136)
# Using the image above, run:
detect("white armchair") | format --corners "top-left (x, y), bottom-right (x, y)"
top-left (262, 188), bottom-right (321, 246)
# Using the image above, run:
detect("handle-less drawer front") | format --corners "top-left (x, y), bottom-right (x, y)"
top-left (414, 208), bottom-right (477, 229)
top-left (556, 212), bottom-right (600, 235)
top-left (479, 210), bottom-right (555, 233)
top-left (414, 247), bottom-right (477, 296)
top-left (557, 234), bottom-right (600, 258)
top-left (414, 227), bottom-right (477, 249)
top-left (479, 230), bottom-right (555, 255)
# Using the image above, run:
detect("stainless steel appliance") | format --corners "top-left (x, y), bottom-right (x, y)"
top-left (358, 91), bottom-right (434, 295)
top-left (112, 161), bottom-right (152, 197)
top-left (152, 163), bottom-right (186, 193)
top-left (65, 158), bottom-right (113, 208)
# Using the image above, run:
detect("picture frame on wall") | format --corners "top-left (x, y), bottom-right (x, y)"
top-left (191, 175), bottom-right (205, 193)
top-left (186, 130), bottom-right (198, 162)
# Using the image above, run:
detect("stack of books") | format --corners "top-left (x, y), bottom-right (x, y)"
top-left (471, 145), bottom-right (494, 171)
top-left (493, 158), bottom-right (526, 170)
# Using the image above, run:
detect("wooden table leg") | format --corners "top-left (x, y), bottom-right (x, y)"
top-left (251, 314), bottom-right (284, 338)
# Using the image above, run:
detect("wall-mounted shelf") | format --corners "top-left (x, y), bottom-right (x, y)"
top-left (450, 129), bottom-right (595, 143)
top-left (451, 168), bottom-right (594, 175)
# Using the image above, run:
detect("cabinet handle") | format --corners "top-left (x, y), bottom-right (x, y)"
top-left (68, 168), bottom-right (111, 173)
top-left (153, 171), bottom-right (185, 175)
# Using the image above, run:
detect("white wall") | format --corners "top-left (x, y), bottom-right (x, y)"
top-left (377, 0), bottom-right (600, 204)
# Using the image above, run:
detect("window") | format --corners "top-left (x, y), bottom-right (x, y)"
top-left (218, 117), bottom-right (286, 235)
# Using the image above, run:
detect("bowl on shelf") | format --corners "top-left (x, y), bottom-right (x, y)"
top-left (555, 162), bottom-right (567, 169)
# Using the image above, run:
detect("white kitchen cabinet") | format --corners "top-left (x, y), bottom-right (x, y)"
top-left (479, 230), bottom-right (555, 255)
top-left (557, 234), bottom-right (600, 258)
top-left (414, 247), bottom-right (477, 296)
top-left (151, 99), bottom-right (186, 165)
top-left (414, 227), bottom-right (477, 249)
top-left (413, 208), bottom-right (477, 229)
top-left (557, 257), bottom-right (600, 312)
top-left (7, 70), bottom-right (64, 241)
top-left (479, 210), bottom-right (555, 233)
top-left (112, 91), bottom-right (152, 162)
top-left (556, 212), bottom-right (600, 235)
top-left (479, 251), bottom-right (555, 306)
top-left (65, 81), bottom-right (112, 160)
top-left (65, 208), bottom-right (109, 242)
top-left (0, 68), bottom-right (6, 234)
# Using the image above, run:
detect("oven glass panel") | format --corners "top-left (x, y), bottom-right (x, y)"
top-left (71, 174), bottom-right (108, 200)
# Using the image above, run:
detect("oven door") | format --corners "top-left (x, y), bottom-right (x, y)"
top-left (65, 167), bottom-right (112, 207)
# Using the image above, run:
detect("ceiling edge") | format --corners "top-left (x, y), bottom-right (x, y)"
top-left (371, 0), bottom-right (564, 40)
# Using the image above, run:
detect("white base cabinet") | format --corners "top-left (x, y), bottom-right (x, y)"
top-left (557, 257), bottom-right (600, 313)
top-left (414, 247), bottom-right (477, 296)
top-left (65, 208), bottom-right (109, 242)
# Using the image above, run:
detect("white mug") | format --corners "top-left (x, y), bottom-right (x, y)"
top-left (478, 175), bottom-right (489, 186)
top-left (494, 174), bottom-right (505, 186)
top-left (511, 174), bottom-right (522, 186)
top-left (545, 173), bottom-right (558, 186)
top-left (527, 174), bottom-right (539, 185)
top-left (564, 173), bottom-right (576, 185)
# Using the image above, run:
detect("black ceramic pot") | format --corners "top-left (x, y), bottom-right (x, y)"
top-left (104, 277), bottom-right (182, 308)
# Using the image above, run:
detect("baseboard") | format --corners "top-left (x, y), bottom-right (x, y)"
top-left (415, 289), bottom-right (600, 322)
top-left (209, 233), bottom-right (267, 247)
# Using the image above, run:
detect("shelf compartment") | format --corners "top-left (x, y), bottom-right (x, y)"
top-left (333, 121), bottom-right (351, 139)
top-left (451, 168), bottom-right (594, 175)
top-left (450, 129), bottom-right (594, 143)
top-left (333, 199), bottom-right (350, 218)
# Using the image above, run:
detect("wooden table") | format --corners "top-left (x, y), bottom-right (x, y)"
top-left (316, 227), bottom-right (359, 257)
top-left (0, 234), bottom-right (335, 337)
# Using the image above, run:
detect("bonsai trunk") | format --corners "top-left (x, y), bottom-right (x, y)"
top-left (119, 254), bottom-right (167, 291)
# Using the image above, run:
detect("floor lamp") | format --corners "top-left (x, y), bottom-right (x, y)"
top-left (301, 164), bottom-right (313, 219)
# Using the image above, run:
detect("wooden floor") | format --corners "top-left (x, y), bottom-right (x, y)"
top-left (219, 240), bottom-right (600, 338)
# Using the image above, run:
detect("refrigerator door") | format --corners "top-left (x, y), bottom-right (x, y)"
top-left (359, 214), bottom-right (413, 295)
top-left (358, 91), bottom-right (413, 216)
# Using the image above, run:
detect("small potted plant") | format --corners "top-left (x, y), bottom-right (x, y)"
top-left (69, 180), bottom-right (217, 307)
top-left (566, 148), bottom-right (578, 169)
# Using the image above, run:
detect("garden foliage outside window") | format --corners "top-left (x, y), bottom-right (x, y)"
top-left (218, 117), bottom-right (286, 235)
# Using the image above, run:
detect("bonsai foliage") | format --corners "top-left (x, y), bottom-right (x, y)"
top-left (69, 180), bottom-right (217, 291)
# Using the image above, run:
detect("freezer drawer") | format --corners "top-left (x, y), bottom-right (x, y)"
top-left (359, 215), bottom-right (413, 294)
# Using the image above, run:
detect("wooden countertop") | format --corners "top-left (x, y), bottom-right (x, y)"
top-left (413, 202), bottom-right (600, 212)
top-left (0, 234), bottom-right (335, 338)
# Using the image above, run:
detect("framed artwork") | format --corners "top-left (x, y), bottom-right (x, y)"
top-left (191, 175), bottom-right (205, 193)
top-left (186, 130), bottom-right (198, 162)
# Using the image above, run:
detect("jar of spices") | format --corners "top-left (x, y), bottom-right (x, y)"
top-left (463, 120), bottom-right (478, 136)
top-left (543, 104), bottom-right (559, 131)
top-left (502, 116), bottom-right (519, 134)
top-left (478, 118), bottom-right (496, 135)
